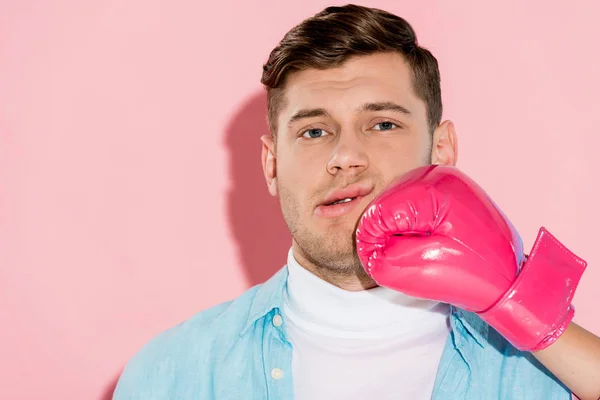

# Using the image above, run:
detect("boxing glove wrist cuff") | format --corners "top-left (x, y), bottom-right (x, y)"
top-left (477, 227), bottom-right (587, 352)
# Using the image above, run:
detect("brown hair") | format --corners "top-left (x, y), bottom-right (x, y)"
top-left (261, 4), bottom-right (442, 136)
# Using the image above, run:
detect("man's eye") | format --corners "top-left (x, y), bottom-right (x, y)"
top-left (302, 128), bottom-right (328, 138)
top-left (372, 121), bottom-right (398, 131)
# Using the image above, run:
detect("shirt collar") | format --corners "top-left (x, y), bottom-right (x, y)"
top-left (240, 263), bottom-right (491, 349)
top-left (240, 265), bottom-right (289, 336)
top-left (449, 306), bottom-right (489, 348)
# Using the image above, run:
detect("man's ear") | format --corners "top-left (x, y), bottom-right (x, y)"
top-left (261, 134), bottom-right (278, 196)
top-left (430, 120), bottom-right (458, 166)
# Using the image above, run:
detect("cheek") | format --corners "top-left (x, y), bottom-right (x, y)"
top-left (277, 148), bottom-right (325, 199)
top-left (370, 136), bottom-right (430, 180)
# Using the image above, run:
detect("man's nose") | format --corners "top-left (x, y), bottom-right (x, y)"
top-left (326, 131), bottom-right (369, 176)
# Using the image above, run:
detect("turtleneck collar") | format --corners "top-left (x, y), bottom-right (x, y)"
top-left (283, 249), bottom-right (449, 339)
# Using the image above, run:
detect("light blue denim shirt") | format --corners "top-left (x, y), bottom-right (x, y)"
top-left (113, 266), bottom-right (570, 399)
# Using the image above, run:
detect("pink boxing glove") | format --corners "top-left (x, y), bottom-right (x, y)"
top-left (355, 165), bottom-right (587, 352)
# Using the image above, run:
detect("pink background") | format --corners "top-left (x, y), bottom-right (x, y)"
top-left (1, 1), bottom-right (598, 399)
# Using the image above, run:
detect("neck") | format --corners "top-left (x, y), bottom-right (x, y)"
top-left (291, 242), bottom-right (378, 292)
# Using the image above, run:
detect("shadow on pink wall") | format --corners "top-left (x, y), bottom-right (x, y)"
top-left (98, 374), bottom-right (119, 400)
top-left (225, 91), bottom-right (291, 287)
top-left (100, 91), bottom-right (290, 399)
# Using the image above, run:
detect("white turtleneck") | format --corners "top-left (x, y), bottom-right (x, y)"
top-left (282, 249), bottom-right (451, 400)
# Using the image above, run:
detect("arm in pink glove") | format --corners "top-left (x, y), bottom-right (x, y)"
top-left (356, 165), bottom-right (600, 399)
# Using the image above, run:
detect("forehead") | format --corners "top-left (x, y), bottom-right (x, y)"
top-left (281, 52), bottom-right (422, 112)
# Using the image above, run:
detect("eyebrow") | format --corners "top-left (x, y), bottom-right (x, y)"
top-left (286, 101), bottom-right (412, 127)
top-left (287, 108), bottom-right (330, 125)
top-left (359, 101), bottom-right (412, 116)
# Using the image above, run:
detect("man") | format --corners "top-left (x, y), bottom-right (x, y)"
top-left (113, 4), bottom-right (600, 399)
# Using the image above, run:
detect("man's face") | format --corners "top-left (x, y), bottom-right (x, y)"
top-left (263, 52), bottom-right (446, 276)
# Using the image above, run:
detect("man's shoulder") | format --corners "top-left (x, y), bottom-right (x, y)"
top-left (129, 282), bottom-right (264, 355)
top-left (112, 283), bottom-right (268, 399)
top-left (177, 283), bottom-right (264, 338)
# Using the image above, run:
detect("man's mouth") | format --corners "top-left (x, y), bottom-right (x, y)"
top-left (315, 183), bottom-right (374, 218)
top-left (328, 197), bottom-right (357, 206)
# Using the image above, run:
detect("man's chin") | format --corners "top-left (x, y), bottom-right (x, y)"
top-left (317, 214), bottom-right (362, 234)
top-left (314, 244), bottom-right (362, 270)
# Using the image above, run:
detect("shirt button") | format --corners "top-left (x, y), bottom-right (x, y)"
top-left (272, 314), bottom-right (283, 327)
top-left (271, 368), bottom-right (284, 380)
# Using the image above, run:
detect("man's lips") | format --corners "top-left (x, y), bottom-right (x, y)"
top-left (314, 183), bottom-right (374, 218)
top-left (320, 183), bottom-right (375, 206)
